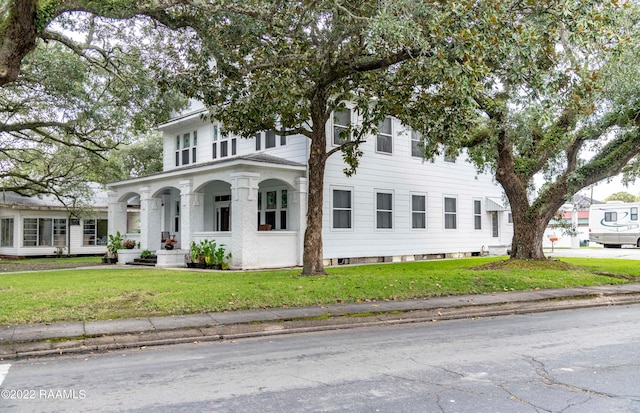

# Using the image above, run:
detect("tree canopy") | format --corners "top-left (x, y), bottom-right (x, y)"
top-left (0, 3), bottom-right (189, 198)
top-left (382, 0), bottom-right (640, 259)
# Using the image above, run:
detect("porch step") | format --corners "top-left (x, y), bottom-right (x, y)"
top-left (127, 257), bottom-right (157, 267)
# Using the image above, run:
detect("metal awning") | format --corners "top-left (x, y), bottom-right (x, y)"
top-left (486, 197), bottom-right (508, 211)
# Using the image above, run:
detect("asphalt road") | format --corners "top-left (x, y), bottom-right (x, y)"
top-left (1, 304), bottom-right (640, 412)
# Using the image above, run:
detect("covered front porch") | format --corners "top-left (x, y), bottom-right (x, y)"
top-left (107, 157), bottom-right (307, 269)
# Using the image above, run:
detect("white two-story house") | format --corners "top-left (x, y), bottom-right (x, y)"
top-left (106, 101), bottom-right (513, 269)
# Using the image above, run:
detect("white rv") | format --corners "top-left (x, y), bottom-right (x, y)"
top-left (589, 202), bottom-right (640, 248)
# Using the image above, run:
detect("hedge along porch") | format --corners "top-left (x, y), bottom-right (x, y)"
top-left (107, 155), bottom-right (308, 269)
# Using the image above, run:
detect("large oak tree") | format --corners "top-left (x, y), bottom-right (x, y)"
top-left (384, 0), bottom-right (640, 260)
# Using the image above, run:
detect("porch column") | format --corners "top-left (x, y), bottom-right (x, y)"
top-left (139, 186), bottom-right (162, 251)
top-left (230, 172), bottom-right (260, 269)
top-left (107, 191), bottom-right (127, 236)
top-left (294, 177), bottom-right (308, 266)
top-left (180, 179), bottom-right (204, 249)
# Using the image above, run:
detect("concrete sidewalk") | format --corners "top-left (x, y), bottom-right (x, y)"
top-left (2, 283), bottom-right (640, 359)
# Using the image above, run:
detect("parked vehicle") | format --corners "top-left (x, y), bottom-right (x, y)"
top-left (589, 202), bottom-right (640, 248)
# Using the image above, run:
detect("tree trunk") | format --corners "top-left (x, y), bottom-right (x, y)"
top-left (301, 98), bottom-right (329, 275)
top-left (509, 213), bottom-right (547, 260)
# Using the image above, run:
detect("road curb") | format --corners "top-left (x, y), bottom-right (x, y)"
top-left (3, 292), bottom-right (640, 360)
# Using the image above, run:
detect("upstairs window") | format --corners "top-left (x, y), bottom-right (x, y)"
top-left (376, 117), bottom-right (392, 154)
top-left (333, 108), bottom-right (351, 145)
top-left (266, 130), bottom-right (277, 148)
top-left (176, 131), bottom-right (197, 166)
top-left (411, 130), bottom-right (422, 158)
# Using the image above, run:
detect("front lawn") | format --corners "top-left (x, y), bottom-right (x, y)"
top-left (0, 256), bottom-right (636, 325)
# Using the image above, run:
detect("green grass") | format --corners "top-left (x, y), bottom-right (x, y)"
top-left (0, 256), bottom-right (636, 325)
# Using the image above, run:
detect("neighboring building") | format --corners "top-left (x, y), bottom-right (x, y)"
top-left (544, 194), bottom-right (602, 248)
top-left (0, 190), bottom-right (109, 257)
top-left (107, 101), bottom-right (513, 269)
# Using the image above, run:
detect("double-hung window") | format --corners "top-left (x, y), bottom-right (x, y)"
top-left (376, 117), bottom-right (392, 154)
top-left (0, 218), bottom-right (13, 247)
top-left (333, 108), bottom-right (351, 145)
top-left (444, 197), bottom-right (457, 229)
top-left (412, 195), bottom-right (426, 229)
top-left (411, 130), bottom-right (422, 158)
top-left (376, 192), bottom-right (393, 229)
top-left (265, 130), bottom-right (277, 148)
top-left (332, 189), bottom-right (352, 229)
top-left (474, 200), bottom-right (482, 230)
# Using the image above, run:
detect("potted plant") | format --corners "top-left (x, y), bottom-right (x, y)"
top-left (164, 235), bottom-right (177, 250)
top-left (186, 241), bottom-right (205, 268)
top-left (213, 244), bottom-right (232, 270)
top-left (123, 239), bottom-right (136, 249)
top-left (104, 231), bottom-right (123, 264)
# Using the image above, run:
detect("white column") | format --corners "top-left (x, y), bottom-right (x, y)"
top-left (107, 191), bottom-right (127, 237)
top-left (179, 179), bottom-right (204, 249)
top-left (139, 186), bottom-right (162, 251)
top-left (230, 172), bottom-right (260, 269)
top-left (294, 177), bottom-right (308, 266)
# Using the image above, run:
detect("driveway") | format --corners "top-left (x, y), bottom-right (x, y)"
top-left (545, 246), bottom-right (640, 260)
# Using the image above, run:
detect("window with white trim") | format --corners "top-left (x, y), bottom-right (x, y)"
top-left (412, 195), bottom-right (426, 229)
top-left (23, 218), bottom-right (66, 247)
top-left (332, 189), bottom-right (352, 229)
top-left (1, 218), bottom-right (13, 247)
top-left (376, 117), bottom-right (392, 154)
top-left (175, 131), bottom-right (197, 166)
top-left (444, 197), bottom-right (457, 229)
top-left (376, 192), bottom-right (393, 229)
top-left (212, 125), bottom-right (219, 159)
top-left (333, 108), bottom-right (351, 145)
top-left (473, 200), bottom-right (482, 230)
top-left (265, 130), bottom-right (277, 148)
top-left (411, 130), bottom-right (422, 158)
top-left (83, 219), bottom-right (108, 246)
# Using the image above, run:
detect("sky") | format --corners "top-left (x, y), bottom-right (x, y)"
top-left (580, 174), bottom-right (640, 202)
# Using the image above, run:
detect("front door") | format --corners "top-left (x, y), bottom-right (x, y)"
top-left (491, 211), bottom-right (499, 238)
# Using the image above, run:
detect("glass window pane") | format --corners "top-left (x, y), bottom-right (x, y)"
top-left (412, 195), bottom-right (425, 212)
top-left (377, 193), bottom-right (392, 210)
top-left (445, 198), bottom-right (457, 213)
top-left (412, 213), bottom-right (425, 229)
top-left (333, 190), bottom-right (351, 209)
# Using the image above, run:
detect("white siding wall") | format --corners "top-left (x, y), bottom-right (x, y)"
top-left (161, 116), bottom-right (310, 172)
top-left (322, 117), bottom-right (512, 259)
top-left (0, 208), bottom-right (108, 257)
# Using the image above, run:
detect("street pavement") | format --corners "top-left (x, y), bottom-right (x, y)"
top-left (2, 256), bottom-right (640, 360)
